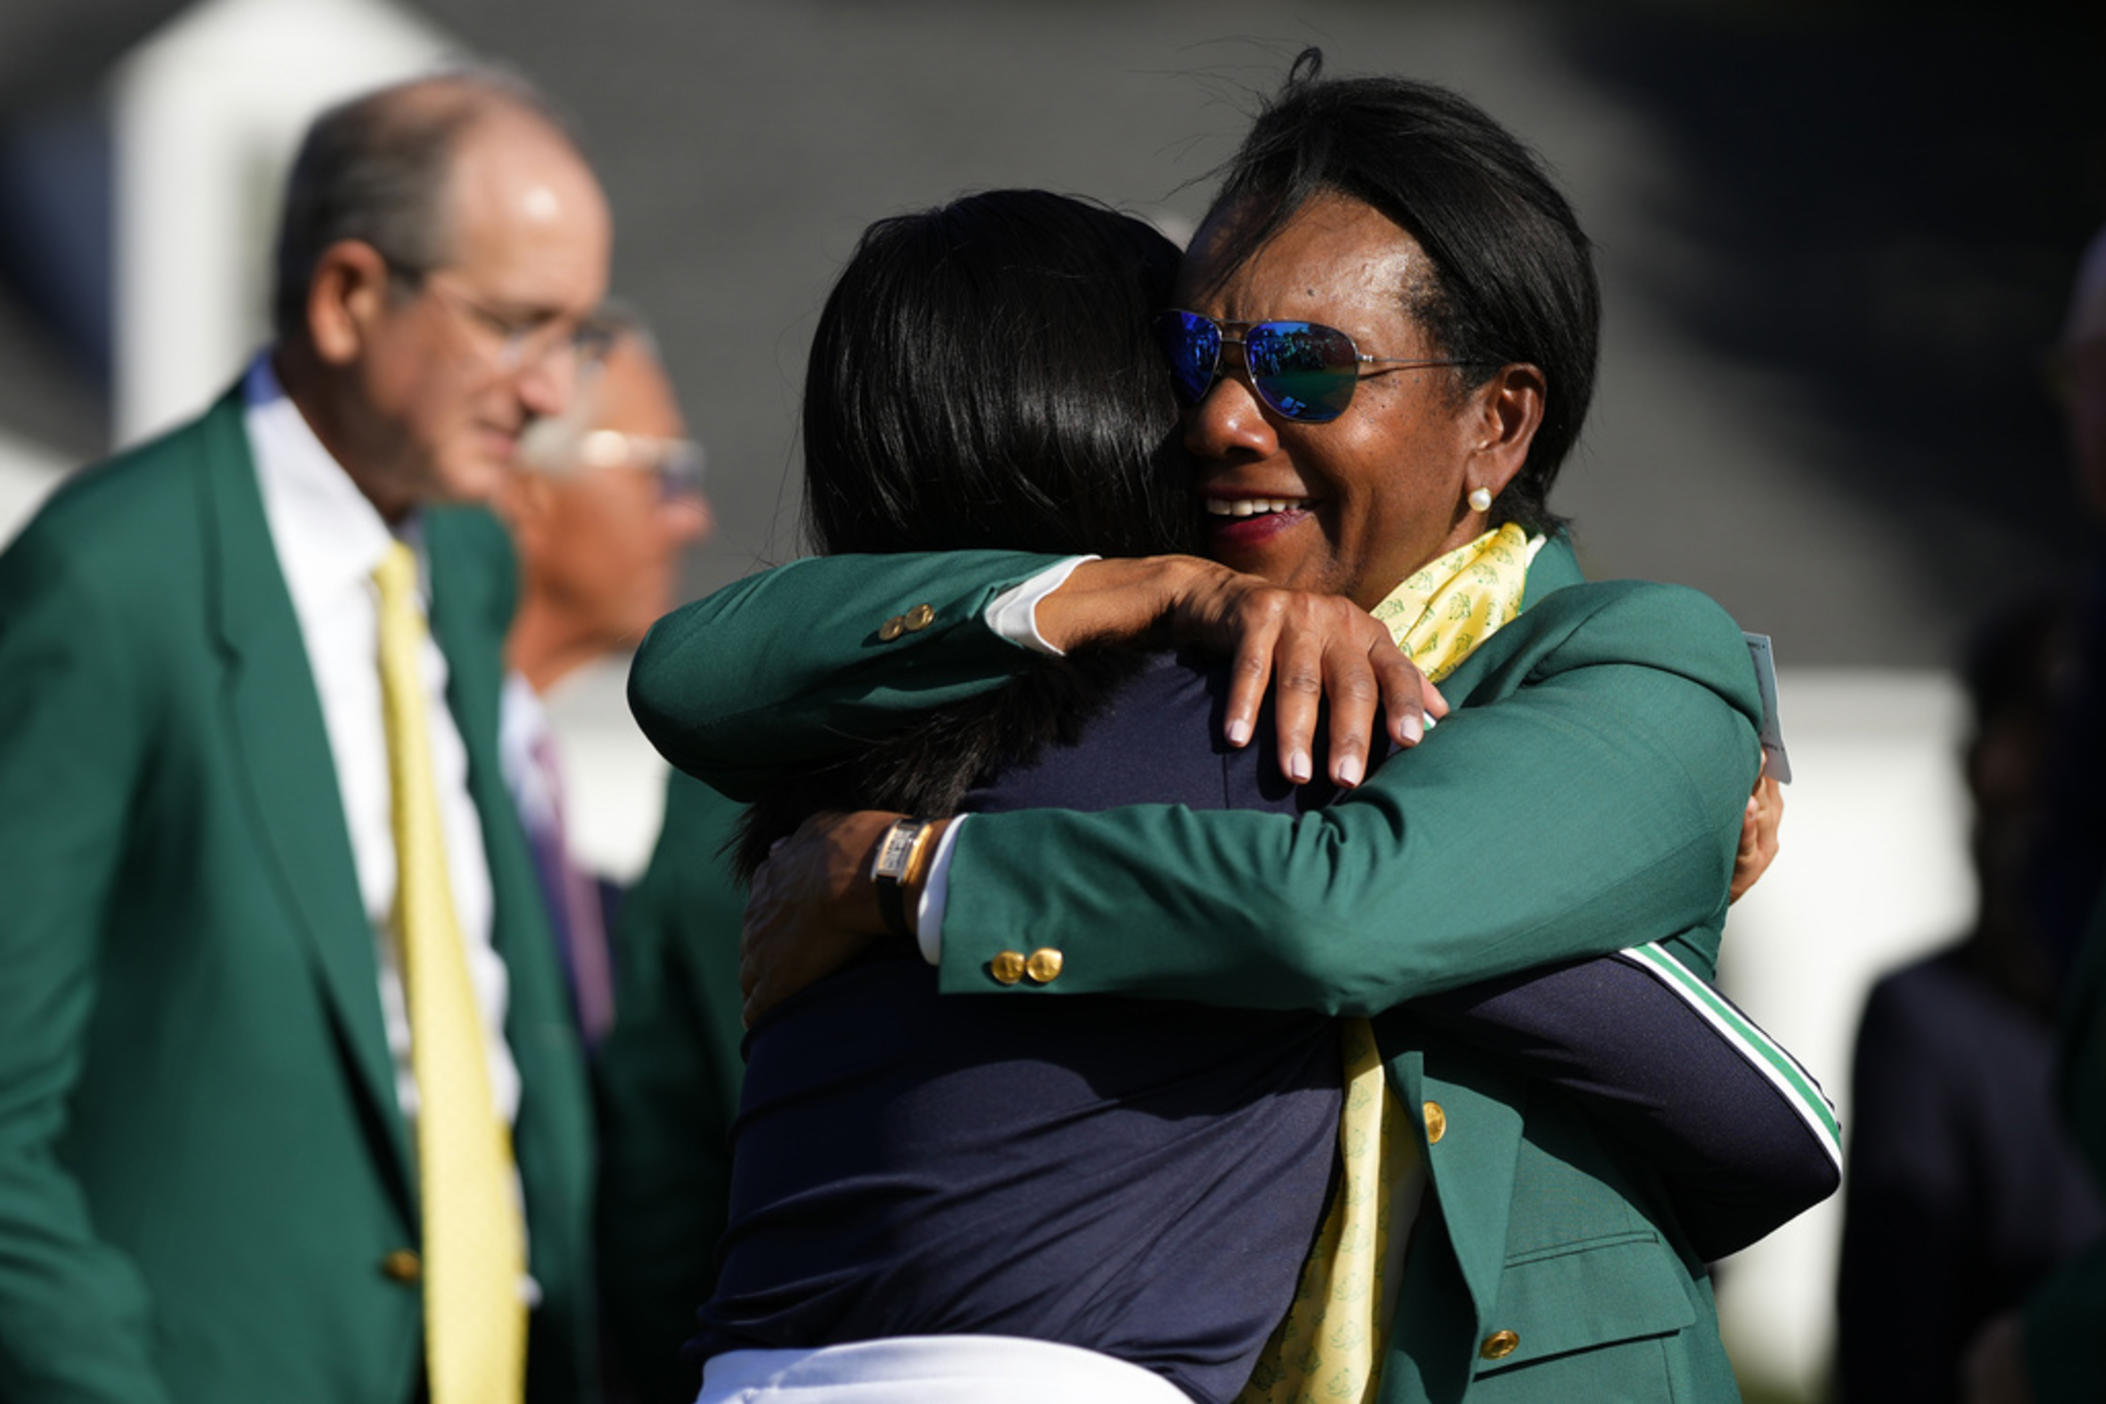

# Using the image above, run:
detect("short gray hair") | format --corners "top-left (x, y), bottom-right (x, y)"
top-left (269, 67), bottom-right (573, 345)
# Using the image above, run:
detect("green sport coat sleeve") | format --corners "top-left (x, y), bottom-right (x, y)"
top-left (936, 578), bottom-right (1761, 1011)
top-left (628, 549), bottom-right (1068, 801)
top-left (0, 523), bottom-right (172, 1404)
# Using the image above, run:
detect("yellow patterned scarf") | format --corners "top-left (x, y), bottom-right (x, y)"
top-left (1236, 523), bottom-right (1537, 1404)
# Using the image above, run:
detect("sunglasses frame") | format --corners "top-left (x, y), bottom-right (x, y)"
top-left (1155, 310), bottom-right (1492, 423)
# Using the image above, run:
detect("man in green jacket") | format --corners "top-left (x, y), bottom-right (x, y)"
top-left (0, 74), bottom-right (610, 1404)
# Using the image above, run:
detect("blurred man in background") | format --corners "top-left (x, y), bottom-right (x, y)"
top-left (1960, 222), bottom-right (2106, 1404)
top-left (1838, 594), bottom-right (2103, 1404)
top-left (495, 311), bottom-right (711, 1052)
top-left (0, 72), bottom-right (609, 1404)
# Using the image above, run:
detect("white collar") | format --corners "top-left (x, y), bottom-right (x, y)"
top-left (244, 351), bottom-right (419, 609)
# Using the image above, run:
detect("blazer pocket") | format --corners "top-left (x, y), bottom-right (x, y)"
top-left (1473, 1231), bottom-right (1696, 1377)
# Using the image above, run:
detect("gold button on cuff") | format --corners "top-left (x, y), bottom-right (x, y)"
top-left (1480, 1329), bottom-right (1519, 1361)
top-left (1024, 947), bottom-right (1064, 983)
top-left (989, 950), bottom-right (1027, 985)
top-left (903, 602), bottom-right (936, 631)
top-left (878, 616), bottom-right (906, 641)
top-left (1423, 1100), bottom-right (1446, 1144)
top-left (380, 1249), bottom-right (422, 1284)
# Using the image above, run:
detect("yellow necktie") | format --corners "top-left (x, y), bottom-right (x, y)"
top-left (1238, 525), bottom-right (1536, 1404)
top-left (374, 542), bottom-right (527, 1404)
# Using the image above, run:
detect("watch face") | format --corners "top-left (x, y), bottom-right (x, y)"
top-left (873, 821), bottom-right (921, 881)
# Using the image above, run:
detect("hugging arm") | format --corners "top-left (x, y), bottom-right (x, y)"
top-left (630, 549), bottom-right (1435, 798)
top-left (1410, 946), bottom-right (1840, 1260)
top-left (934, 581), bottom-right (1763, 1009)
top-left (628, 550), bottom-right (1070, 801)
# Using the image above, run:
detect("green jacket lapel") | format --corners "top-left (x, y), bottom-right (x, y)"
top-left (196, 386), bottom-right (415, 1198)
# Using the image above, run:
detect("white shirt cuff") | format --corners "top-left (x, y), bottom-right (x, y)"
top-left (914, 816), bottom-right (967, 964)
top-left (983, 556), bottom-right (1097, 657)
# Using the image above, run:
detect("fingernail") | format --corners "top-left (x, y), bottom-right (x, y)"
top-left (1226, 717), bottom-right (1252, 747)
top-left (1288, 750), bottom-right (1312, 784)
top-left (1400, 710), bottom-right (1424, 745)
top-left (1336, 754), bottom-right (1363, 787)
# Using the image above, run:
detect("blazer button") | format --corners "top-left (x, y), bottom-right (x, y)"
top-left (903, 602), bottom-right (936, 631)
top-left (1024, 947), bottom-right (1064, 983)
top-left (1480, 1329), bottom-right (1519, 1361)
top-left (990, 950), bottom-right (1027, 985)
top-left (380, 1249), bottom-right (421, 1284)
top-left (1423, 1100), bottom-right (1446, 1144)
top-left (878, 615), bottom-right (907, 641)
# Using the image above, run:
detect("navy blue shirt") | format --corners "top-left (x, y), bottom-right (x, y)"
top-left (699, 653), bottom-right (1342, 1403)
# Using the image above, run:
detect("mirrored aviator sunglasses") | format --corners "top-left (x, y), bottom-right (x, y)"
top-left (1152, 309), bottom-right (1487, 424)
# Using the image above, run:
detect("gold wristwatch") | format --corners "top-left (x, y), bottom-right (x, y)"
top-left (870, 817), bottom-right (937, 940)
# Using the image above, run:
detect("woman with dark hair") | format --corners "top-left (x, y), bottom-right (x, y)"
top-left (664, 181), bottom-right (1831, 1404)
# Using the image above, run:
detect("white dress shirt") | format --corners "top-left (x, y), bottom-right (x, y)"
top-left (245, 355), bottom-right (521, 1129)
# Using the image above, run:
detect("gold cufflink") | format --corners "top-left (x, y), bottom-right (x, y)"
top-left (990, 950), bottom-right (1027, 985)
top-left (878, 615), bottom-right (906, 641)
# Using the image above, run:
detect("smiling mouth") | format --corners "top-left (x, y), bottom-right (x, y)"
top-left (1204, 497), bottom-right (1317, 520)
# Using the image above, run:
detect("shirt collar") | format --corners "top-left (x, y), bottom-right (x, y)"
top-left (244, 351), bottom-right (419, 608)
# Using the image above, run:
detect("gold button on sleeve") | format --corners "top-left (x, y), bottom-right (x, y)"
top-left (1423, 1100), bottom-right (1446, 1144)
top-left (1023, 947), bottom-right (1064, 983)
top-left (380, 1249), bottom-right (422, 1283)
top-left (1480, 1329), bottom-right (1519, 1361)
top-left (989, 950), bottom-right (1027, 985)
top-left (877, 615), bottom-right (906, 642)
top-left (903, 602), bottom-right (936, 631)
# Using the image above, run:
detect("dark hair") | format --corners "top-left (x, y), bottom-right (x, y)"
top-left (1201, 50), bottom-right (1600, 537)
top-left (802, 189), bottom-right (1191, 559)
top-left (738, 191), bottom-right (1190, 876)
top-left (271, 69), bottom-right (575, 345)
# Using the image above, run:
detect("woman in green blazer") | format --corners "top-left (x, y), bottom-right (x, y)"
top-left (633, 59), bottom-right (1831, 1402)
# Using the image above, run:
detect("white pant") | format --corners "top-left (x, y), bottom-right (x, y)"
top-left (697, 1335), bottom-right (1192, 1403)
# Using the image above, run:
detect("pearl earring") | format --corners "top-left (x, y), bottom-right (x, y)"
top-left (1467, 487), bottom-right (1492, 513)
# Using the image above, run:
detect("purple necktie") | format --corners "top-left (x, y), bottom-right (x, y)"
top-left (527, 731), bottom-right (616, 1048)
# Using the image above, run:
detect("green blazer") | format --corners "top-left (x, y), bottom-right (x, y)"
top-left (595, 771), bottom-right (749, 1404)
top-left (0, 388), bottom-right (596, 1404)
top-left (628, 540), bottom-right (1765, 1403)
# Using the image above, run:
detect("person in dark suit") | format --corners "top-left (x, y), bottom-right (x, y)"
top-left (0, 73), bottom-right (609, 1404)
top-left (1954, 226), bottom-right (2106, 1404)
top-left (636, 186), bottom-right (1837, 1404)
top-left (1838, 596), bottom-right (2104, 1404)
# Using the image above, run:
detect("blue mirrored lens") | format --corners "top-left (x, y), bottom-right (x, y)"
top-left (1154, 311), bottom-right (1220, 405)
top-left (1244, 321), bottom-right (1357, 422)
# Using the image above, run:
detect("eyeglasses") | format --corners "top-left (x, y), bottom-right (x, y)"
top-left (1153, 310), bottom-right (1490, 423)
top-left (576, 429), bottom-right (706, 502)
top-left (389, 261), bottom-right (617, 375)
